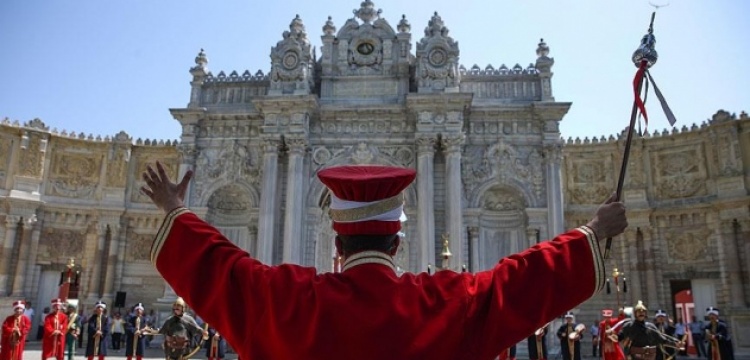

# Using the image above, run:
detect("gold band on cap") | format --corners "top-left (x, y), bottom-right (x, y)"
top-left (328, 194), bottom-right (403, 222)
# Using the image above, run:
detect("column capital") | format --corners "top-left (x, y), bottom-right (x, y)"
top-left (467, 226), bottom-right (480, 237)
top-left (415, 136), bottom-right (438, 154)
top-left (176, 144), bottom-right (199, 166)
top-left (261, 138), bottom-right (283, 154)
top-left (5, 216), bottom-right (21, 228)
top-left (441, 133), bottom-right (465, 154)
top-left (543, 143), bottom-right (563, 164)
top-left (284, 137), bottom-right (308, 155)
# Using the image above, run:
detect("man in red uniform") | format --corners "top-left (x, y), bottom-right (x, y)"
top-left (141, 161), bottom-right (627, 360)
top-left (42, 298), bottom-right (67, 360)
top-left (1, 300), bottom-right (32, 360)
top-left (599, 309), bottom-right (625, 360)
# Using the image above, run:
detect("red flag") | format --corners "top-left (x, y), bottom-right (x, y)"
top-left (633, 60), bottom-right (649, 127)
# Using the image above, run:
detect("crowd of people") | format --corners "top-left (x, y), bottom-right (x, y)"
top-left (0, 162), bottom-right (738, 360)
top-left (0, 297), bottom-right (225, 360)
top-left (552, 303), bottom-right (735, 360)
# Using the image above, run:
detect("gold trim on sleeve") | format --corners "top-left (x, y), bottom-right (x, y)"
top-left (150, 207), bottom-right (191, 265)
top-left (576, 226), bottom-right (606, 294)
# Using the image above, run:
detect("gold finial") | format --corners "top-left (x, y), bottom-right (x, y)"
top-left (441, 233), bottom-right (452, 258)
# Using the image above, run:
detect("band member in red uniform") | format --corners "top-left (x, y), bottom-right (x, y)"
top-left (599, 309), bottom-right (625, 360)
top-left (1, 300), bottom-right (32, 360)
top-left (527, 323), bottom-right (548, 360)
top-left (141, 162), bottom-right (627, 360)
top-left (42, 299), bottom-right (67, 360)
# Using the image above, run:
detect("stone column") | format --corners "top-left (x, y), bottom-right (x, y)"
top-left (416, 136), bottom-right (437, 272)
top-left (544, 144), bottom-right (565, 236)
top-left (282, 138), bottom-right (307, 264)
top-left (0, 216), bottom-right (20, 296)
top-left (86, 228), bottom-right (107, 301)
top-left (468, 226), bottom-right (480, 272)
top-left (113, 225), bottom-right (128, 293)
top-left (443, 134), bottom-right (465, 271)
top-left (23, 218), bottom-right (42, 296)
top-left (640, 228), bottom-right (659, 307)
top-left (11, 218), bottom-right (36, 297)
top-left (257, 139), bottom-right (281, 264)
top-left (176, 144), bottom-right (198, 207)
top-left (719, 220), bottom-right (746, 308)
top-left (626, 229), bottom-right (643, 306)
top-left (102, 224), bottom-right (118, 303)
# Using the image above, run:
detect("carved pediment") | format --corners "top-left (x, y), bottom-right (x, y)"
top-left (269, 15), bottom-right (314, 95)
top-left (416, 12), bottom-right (460, 92)
top-left (325, 1), bottom-right (405, 77)
top-left (462, 143), bottom-right (544, 205)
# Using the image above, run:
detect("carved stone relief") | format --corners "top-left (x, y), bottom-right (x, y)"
top-left (41, 228), bottom-right (84, 259)
top-left (311, 143), bottom-right (414, 168)
top-left (462, 143), bottom-right (544, 205)
top-left (193, 142), bottom-right (260, 201)
top-left (663, 227), bottom-right (711, 262)
top-left (310, 119), bottom-right (414, 135)
top-left (482, 187), bottom-right (526, 211)
top-left (18, 132), bottom-right (44, 177)
top-left (0, 136), bottom-right (10, 172)
top-left (207, 184), bottom-right (251, 215)
top-left (106, 147), bottom-right (129, 188)
top-left (415, 12), bottom-right (460, 91)
top-left (566, 158), bottom-right (612, 204)
top-left (269, 15), bottom-right (313, 94)
top-left (46, 152), bottom-right (102, 198)
top-left (652, 146), bottom-right (707, 199)
top-left (624, 146), bottom-right (646, 187)
top-left (131, 156), bottom-right (178, 203)
top-left (128, 232), bottom-right (154, 261)
top-left (711, 129), bottom-right (742, 176)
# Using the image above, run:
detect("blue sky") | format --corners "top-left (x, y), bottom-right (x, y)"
top-left (1, 0), bottom-right (747, 143)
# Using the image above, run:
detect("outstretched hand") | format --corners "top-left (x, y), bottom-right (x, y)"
top-left (586, 193), bottom-right (628, 240)
top-left (140, 161), bottom-right (193, 214)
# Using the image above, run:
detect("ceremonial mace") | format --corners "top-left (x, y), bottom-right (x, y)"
top-left (604, 9), bottom-right (677, 259)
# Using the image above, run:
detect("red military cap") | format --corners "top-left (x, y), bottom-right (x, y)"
top-left (317, 165), bottom-right (416, 236)
top-left (12, 300), bottom-right (25, 310)
top-left (601, 309), bottom-right (613, 317)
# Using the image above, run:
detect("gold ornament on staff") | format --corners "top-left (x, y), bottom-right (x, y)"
top-left (133, 315), bottom-right (141, 357)
top-left (440, 233), bottom-right (452, 271)
top-left (94, 313), bottom-right (102, 357)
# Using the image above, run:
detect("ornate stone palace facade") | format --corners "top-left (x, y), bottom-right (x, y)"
top-left (1, 1), bottom-right (748, 350)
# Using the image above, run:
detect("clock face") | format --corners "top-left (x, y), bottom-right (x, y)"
top-left (428, 48), bottom-right (447, 67)
top-left (357, 42), bottom-right (375, 55)
top-left (282, 51), bottom-right (299, 70)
